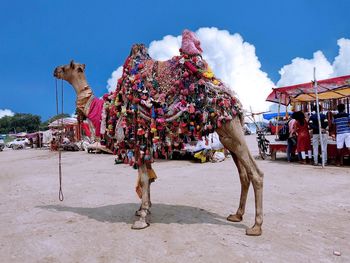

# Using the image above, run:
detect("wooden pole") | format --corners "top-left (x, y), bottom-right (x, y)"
top-left (314, 68), bottom-right (325, 168)
top-left (77, 116), bottom-right (82, 141)
top-left (276, 95), bottom-right (281, 139)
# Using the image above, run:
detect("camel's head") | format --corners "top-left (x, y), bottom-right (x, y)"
top-left (53, 60), bottom-right (86, 83)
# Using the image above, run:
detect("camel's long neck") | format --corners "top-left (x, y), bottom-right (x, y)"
top-left (69, 76), bottom-right (94, 117)
top-left (68, 75), bottom-right (105, 138)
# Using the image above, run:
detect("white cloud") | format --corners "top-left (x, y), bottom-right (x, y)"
top-left (148, 35), bottom-right (182, 60)
top-left (276, 38), bottom-right (350, 87)
top-left (277, 51), bottom-right (333, 87)
top-left (0, 109), bottom-right (14, 119)
top-left (195, 28), bottom-right (274, 113)
top-left (268, 40), bottom-right (350, 116)
top-left (332, 38), bottom-right (350, 76)
top-left (107, 66), bottom-right (123, 93)
top-left (106, 27), bottom-right (274, 112)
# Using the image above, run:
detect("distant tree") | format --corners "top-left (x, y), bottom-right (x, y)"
top-left (0, 113), bottom-right (41, 134)
top-left (0, 116), bottom-right (11, 133)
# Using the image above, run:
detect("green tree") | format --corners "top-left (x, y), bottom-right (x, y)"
top-left (0, 116), bottom-right (11, 133)
top-left (0, 113), bottom-right (41, 134)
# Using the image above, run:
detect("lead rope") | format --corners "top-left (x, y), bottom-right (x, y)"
top-left (55, 79), bottom-right (64, 201)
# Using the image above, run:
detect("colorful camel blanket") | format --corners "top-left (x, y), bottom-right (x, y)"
top-left (88, 30), bottom-right (242, 170)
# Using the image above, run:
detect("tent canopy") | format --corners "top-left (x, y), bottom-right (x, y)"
top-left (48, 117), bottom-right (77, 127)
top-left (266, 75), bottom-right (350, 105)
top-left (263, 112), bottom-right (293, 120)
top-left (26, 131), bottom-right (43, 139)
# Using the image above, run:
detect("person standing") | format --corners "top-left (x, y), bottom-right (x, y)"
top-left (287, 117), bottom-right (297, 162)
top-left (294, 111), bottom-right (312, 164)
top-left (333, 103), bottom-right (350, 166)
top-left (309, 105), bottom-right (328, 166)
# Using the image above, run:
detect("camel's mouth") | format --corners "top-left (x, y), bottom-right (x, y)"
top-left (53, 67), bottom-right (63, 79)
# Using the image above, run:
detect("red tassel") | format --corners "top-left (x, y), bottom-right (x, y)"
top-left (217, 119), bottom-right (222, 128)
top-left (184, 61), bottom-right (198, 73)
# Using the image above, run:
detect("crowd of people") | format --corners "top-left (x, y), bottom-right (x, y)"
top-left (284, 103), bottom-right (350, 166)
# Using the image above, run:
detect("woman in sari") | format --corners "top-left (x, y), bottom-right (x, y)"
top-left (294, 111), bottom-right (312, 164)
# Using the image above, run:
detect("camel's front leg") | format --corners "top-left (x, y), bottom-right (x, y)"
top-left (227, 151), bottom-right (250, 222)
top-left (217, 119), bottom-right (264, 236)
top-left (135, 163), bottom-right (155, 216)
top-left (135, 182), bottom-right (152, 216)
top-left (132, 164), bottom-right (151, 229)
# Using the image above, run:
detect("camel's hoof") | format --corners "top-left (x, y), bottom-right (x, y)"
top-left (227, 214), bottom-right (243, 222)
top-left (246, 225), bottom-right (262, 236)
top-left (135, 209), bottom-right (151, 216)
top-left (131, 220), bottom-right (150, 230)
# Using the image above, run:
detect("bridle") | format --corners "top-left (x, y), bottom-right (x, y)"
top-left (55, 78), bottom-right (64, 201)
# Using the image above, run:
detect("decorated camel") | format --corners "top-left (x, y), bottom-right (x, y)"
top-left (53, 30), bottom-right (264, 236)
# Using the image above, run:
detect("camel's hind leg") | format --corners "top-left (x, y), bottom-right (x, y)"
top-left (227, 151), bottom-right (251, 223)
top-left (132, 164), bottom-right (150, 229)
top-left (217, 118), bottom-right (264, 236)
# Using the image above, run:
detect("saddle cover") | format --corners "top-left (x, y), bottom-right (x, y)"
top-left (97, 31), bottom-right (242, 167)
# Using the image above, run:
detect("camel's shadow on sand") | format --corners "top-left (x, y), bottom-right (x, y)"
top-left (39, 203), bottom-right (247, 229)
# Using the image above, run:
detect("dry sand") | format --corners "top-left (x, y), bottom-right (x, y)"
top-left (0, 135), bottom-right (349, 263)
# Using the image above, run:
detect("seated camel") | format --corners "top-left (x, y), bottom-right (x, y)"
top-left (53, 29), bottom-right (264, 236)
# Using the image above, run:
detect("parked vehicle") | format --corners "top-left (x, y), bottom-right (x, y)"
top-left (246, 113), bottom-right (270, 159)
top-left (0, 137), bottom-right (5, 151)
top-left (256, 128), bottom-right (270, 160)
top-left (243, 123), bottom-right (252, 135)
top-left (6, 138), bottom-right (29, 149)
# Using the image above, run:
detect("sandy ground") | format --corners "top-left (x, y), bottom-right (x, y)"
top-left (0, 135), bottom-right (349, 263)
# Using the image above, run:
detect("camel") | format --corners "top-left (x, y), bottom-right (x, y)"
top-left (53, 30), bottom-right (264, 236)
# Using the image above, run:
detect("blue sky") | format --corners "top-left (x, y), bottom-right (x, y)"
top-left (0, 0), bottom-right (349, 120)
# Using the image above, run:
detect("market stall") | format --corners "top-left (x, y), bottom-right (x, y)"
top-left (269, 138), bottom-right (349, 161)
top-left (265, 74), bottom-right (350, 165)
top-left (263, 112), bottom-right (292, 135)
top-left (48, 117), bottom-right (85, 142)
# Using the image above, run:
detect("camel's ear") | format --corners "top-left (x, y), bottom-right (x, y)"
top-left (77, 64), bottom-right (85, 73)
top-left (70, 60), bottom-right (75, 69)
